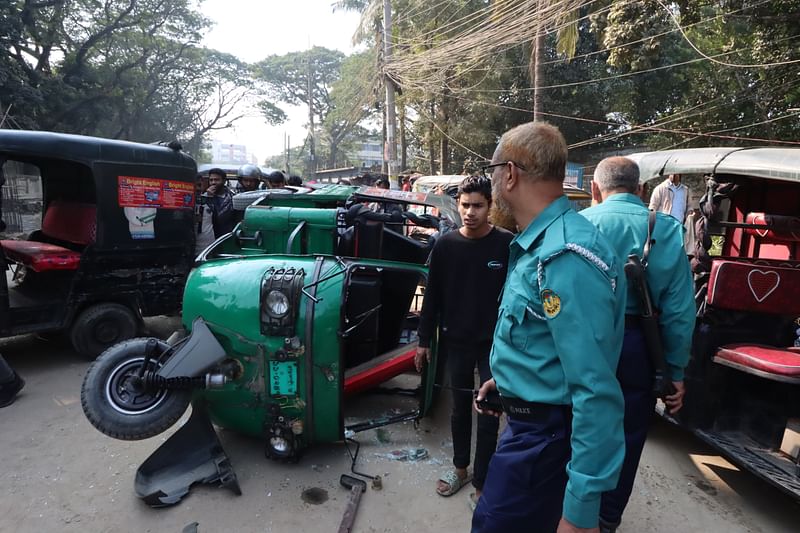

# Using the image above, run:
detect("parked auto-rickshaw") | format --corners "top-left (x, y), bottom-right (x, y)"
top-left (629, 147), bottom-right (800, 500)
top-left (0, 131), bottom-right (197, 357)
top-left (81, 184), bottom-right (457, 505)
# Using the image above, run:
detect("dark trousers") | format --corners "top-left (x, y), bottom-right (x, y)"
top-left (447, 340), bottom-right (499, 490)
top-left (0, 355), bottom-right (14, 382)
top-left (471, 407), bottom-right (572, 533)
top-left (600, 326), bottom-right (656, 527)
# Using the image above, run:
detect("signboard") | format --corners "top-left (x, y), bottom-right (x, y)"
top-left (269, 360), bottom-right (298, 396)
top-left (117, 176), bottom-right (194, 209)
top-left (362, 187), bottom-right (427, 203)
top-left (565, 162), bottom-right (584, 188)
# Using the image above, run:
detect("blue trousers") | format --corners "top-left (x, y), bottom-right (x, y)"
top-left (599, 326), bottom-right (655, 527)
top-left (471, 407), bottom-right (571, 533)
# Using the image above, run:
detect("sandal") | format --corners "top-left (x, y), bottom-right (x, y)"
top-left (436, 470), bottom-right (472, 497)
top-left (467, 492), bottom-right (479, 512)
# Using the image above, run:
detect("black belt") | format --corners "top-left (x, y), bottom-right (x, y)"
top-left (625, 314), bottom-right (641, 328)
top-left (499, 396), bottom-right (570, 423)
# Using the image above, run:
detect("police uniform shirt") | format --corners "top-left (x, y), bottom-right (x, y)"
top-left (580, 193), bottom-right (695, 380)
top-left (490, 195), bottom-right (626, 527)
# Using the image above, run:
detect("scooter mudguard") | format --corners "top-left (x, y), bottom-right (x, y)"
top-left (157, 317), bottom-right (227, 378)
top-left (134, 401), bottom-right (241, 507)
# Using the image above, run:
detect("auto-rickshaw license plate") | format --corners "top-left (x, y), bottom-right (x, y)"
top-left (269, 361), bottom-right (297, 396)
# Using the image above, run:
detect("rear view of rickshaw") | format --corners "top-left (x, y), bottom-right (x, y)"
top-left (0, 131), bottom-right (197, 358)
top-left (630, 147), bottom-right (800, 500)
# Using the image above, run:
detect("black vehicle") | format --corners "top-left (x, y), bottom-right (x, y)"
top-left (0, 131), bottom-right (197, 358)
top-left (630, 147), bottom-right (800, 500)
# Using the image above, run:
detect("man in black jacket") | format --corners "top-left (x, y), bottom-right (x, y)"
top-left (201, 168), bottom-right (235, 238)
top-left (415, 175), bottom-right (513, 506)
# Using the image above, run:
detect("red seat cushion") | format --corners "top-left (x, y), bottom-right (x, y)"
top-left (715, 344), bottom-right (800, 383)
top-left (0, 240), bottom-right (82, 272)
top-left (707, 259), bottom-right (800, 315)
top-left (42, 201), bottom-right (97, 245)
top-left (745, 212), bottom-right (800, 243)
top-left (344, 343), bottom-right (417, 396)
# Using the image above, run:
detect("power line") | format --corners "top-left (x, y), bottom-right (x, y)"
top-left (444, 32), bottom-right (800, 93)
top-left (655, 0), bottom-right (800, 69)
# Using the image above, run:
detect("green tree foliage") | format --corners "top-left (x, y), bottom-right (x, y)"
top-left (334, 0), bottom-right (800, 173)
top-left (255, 47), bottom-right (376, 169)
top-left (0, 0), bottom-right (253, 156)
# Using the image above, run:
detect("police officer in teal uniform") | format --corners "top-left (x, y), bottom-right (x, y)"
top-left (473, 122), bottom-right (626, 533)
top-left (581, 157), bottom-right (694, 533)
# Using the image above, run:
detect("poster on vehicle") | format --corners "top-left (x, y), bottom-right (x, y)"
top-left (117, 176), bottom-right (194, 209)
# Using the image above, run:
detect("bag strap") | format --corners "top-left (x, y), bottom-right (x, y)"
top-left (642, 209), bottom-right (656, 268)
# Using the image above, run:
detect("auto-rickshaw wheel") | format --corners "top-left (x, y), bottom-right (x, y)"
top-left (81, 338), bottom-right (191, 440)
top-left (70, 303), bottom-right (140, 359)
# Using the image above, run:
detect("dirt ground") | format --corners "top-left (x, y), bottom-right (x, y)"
top-left (1, 320), bottom-right (798, 533)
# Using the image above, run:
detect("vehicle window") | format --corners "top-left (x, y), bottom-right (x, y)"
top-left (0, 159), bottom-right (42, 237)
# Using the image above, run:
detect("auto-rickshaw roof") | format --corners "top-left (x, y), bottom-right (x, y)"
top-left (0, 130), bottom-right (196, 172)
top-left (353, 186), bottom-right (461, 224)
top-left (627, 147), bottom-right (800, 184)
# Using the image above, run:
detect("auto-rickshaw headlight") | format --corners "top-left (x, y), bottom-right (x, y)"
top-left (265, 290), bottom-right (290, 318)
top-left (269, 436), bottom-right (289, 453)
top-left (260, 267), bottom-right (305, 337)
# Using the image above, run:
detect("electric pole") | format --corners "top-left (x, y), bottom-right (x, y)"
top-left (532, 0), bottom-right (544, 121)
top-left (285, 133), bottom-right (290, 174)
top-left (306, 48), bottom-right (316, 178)
top-left (383, 0), bottom-right (398, 187)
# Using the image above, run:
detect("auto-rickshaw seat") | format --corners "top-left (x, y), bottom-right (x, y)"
top-left (0, 201), bottom-right (96, 272)
top-left (714, 344), bottom-right (800, 384)
top-left (708, 258), bottom-right (800, 382)
top-left (707, 258), bottom-right (800, 315)
top-left (744, 212), bottom-right (800, 243)
top-left (41, 200), bottom-right (97, 245)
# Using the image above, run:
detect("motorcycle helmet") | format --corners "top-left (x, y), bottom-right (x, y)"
top-left (237, 164), bottom-right (262, 181)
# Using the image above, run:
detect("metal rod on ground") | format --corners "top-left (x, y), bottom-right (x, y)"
top-left (337, 474), bottom-right (367, 533)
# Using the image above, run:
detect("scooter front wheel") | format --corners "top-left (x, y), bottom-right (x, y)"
top-left (81, 338), bottom-right (191, 440)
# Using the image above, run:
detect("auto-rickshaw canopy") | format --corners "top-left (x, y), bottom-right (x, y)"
top-left (627, 147), bottom-right (800, 183)
top-left (0, 130), bottom-right (195, 171)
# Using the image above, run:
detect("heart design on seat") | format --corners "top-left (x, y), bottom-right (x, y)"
top-left (753, 214), bottom-right (770, 238)
top-left (747, 269), bottom-right (780, 303)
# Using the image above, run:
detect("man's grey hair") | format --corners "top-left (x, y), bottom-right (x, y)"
top-left (593, 156), bottom-right (640, 193)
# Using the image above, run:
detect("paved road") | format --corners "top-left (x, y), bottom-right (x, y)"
top-left (1, 325), bottom-right (798, 533)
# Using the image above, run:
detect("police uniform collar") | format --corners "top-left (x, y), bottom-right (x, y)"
top-left (512, 195), bottom-right (571, 251)
top-left (603, 192), bottom-right (646, 207)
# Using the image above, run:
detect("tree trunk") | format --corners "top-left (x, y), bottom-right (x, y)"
top-left (427, 100), bottom-right (436, 175)
top-left (399, 103), bottom-right (407, 172)
top-left (382, 115), bottom-right (388, 174)
top-left (438, 89), bottom-right (450, 175)
top-left (327, 142), bottom-right (338, 169)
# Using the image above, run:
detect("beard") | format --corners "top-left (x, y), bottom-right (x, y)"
top-left (490, 177), bottom-right (517, 232)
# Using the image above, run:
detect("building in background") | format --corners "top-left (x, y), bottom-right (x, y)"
top-left (209, 141), bottom-right (258, 166)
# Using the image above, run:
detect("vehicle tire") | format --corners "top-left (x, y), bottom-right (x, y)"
top-left (232, 190), bottom-right (268, 211)
top-left (70, 303), bottom-right (140, 359)
top-left (81, 338), bottom-right (191, 440)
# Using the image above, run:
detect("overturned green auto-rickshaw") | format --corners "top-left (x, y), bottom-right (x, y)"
top-left (81, 185), bottom-right (459, 505)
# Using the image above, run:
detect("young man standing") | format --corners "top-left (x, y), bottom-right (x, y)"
top-left (415, 175), bottom-right (513, 508)
top-left (195, 168), bottom-right (234, 255)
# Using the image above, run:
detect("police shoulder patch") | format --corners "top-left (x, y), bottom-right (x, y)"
top-left (540, 289), bottom-right (561, 318)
